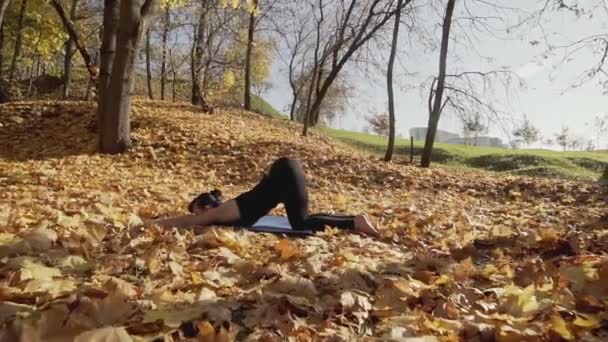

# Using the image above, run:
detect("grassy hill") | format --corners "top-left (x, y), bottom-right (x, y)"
top-left (322, 127), bottom-right (608, 181)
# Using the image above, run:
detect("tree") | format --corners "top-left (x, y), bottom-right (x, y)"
top-left (145, 28), bottom-right (153, 99)
top-left (8, 0), bottom-right (28, 82)
top-left (0, 0), bottom-right (10, 36)
top-left (366, 112), bottom-right (389, 137)
top-left (420, 0), bottom-right (520, 166)
top-left (513, 118), bottom-right (540, 147)
top-left (98, 0), bottom-right (160, 154)
top-left (421, 0), bottom-right (456, 167)
top-left (589, 114), bottom-right (607, 150)
top-left (61, 0), bottom-right (79, 99)
top-left (462, 113), bottom-right (487, 146)
top-left (190, 0), bottom-right (212, 111)
top-left (159, 6), bottom-right (170, 100)
top-left (243, 0), bottom-right (258, 110)
top-left (50, 0), bottom-right (98, 84)
top-left (554, 126), bottom-right (571, 151)
top-left (384, 0), bottom-right (402, 162)
top-left (270, 1), bottom-right (312, 121)
top-left (292, 69), bottom-right (350, 125)
top-left (301, 0), bottom-right (412, 136)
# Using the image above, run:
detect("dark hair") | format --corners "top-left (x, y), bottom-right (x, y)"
top-left (188, 189), bottom-right (222, 213)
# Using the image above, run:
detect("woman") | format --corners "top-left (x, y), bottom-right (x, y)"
top-left (152, 157), bottom-right (380, 236)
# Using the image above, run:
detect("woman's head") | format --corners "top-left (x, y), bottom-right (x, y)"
top-left (188, 189), bottom-right (222, 214)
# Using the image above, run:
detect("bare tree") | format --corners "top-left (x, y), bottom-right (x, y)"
top-left (98, 0), bottom-right (160, 154)
top-left (420, 0), bottom-right (522, 167)
top-left (366, 112), bottom-right (390, 136)
top-left (301, 0), bottom-right (413, 136)
top-left (160, 6), bottom-right (170, 100)
top-left (421, 0), bottom-right (456, 167)
top-left (243, 0), bottom-right (258, 110)
top-left (50, 0), bottom-right (97, 83)
top-left (145, 28), bottom-right (154, 99)
top-left (0, 0), bottom-right (10, 35)
top-left (190, 0), bottom-right (212, 111)
top-left (384, 0), bottom-right (403, 161)
top-left (555, 126), bottom-right (571, 151)
top-left (513, 118), bottom-right (541, 147)
top-left (62, 0), bottom-right (79, 99)
top-left (588, 114), bottom-right (608, 150)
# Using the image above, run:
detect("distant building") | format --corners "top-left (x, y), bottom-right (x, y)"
top-left (409, 127), bottom-right (459, 142)
top-left (409, 127), bottom-right (506, 148)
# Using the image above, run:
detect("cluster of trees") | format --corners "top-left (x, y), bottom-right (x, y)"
top-left (0, 0), bottom-right (606, 169)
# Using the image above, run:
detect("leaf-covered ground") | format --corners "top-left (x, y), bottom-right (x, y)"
top-left (0, 100), bottom-right (607, 341)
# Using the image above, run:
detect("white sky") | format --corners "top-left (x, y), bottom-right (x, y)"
top-left (263, 0), bottom-right (608, 149)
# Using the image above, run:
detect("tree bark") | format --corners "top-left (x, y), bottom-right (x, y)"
top-left (384, 0), bottom-right (402, 162)
top-left (145, 28), bottom-right (153, 99)
top-left (50, 0), bottom-right (96, 83)
top-left (421, 0), bottom-right (456, 168)
top-left (190, 2), bottom-right (211, 111)
top-left (98, 0), bottom-right (119, 144)
top-left (244, 0), bottom-right (258, 110)
top-left (160, 6), bottom-right (169, 100)
top-left (0, 0), bottom-right (10, 79)
top-left (0, 0), bottom-right (10, 31)
top-left (62, 0), bottom-right (79, 99)
top-left (98, 0), bottom-right (159, 154)
top-left (9, 0), bottom-right (28, 82)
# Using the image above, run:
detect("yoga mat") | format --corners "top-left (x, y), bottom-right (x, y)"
top-left (247, 216), bottom-right (313, 235)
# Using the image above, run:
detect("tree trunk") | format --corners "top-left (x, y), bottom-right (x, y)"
top-left (145, 28), bottom-right (153, 99)
top-left (9, 0), bottom-right (28, 82)
top-left (190, 3), bottom-right (211, 111)
top-left (0, 22), bottom-right (4, 80)
top-left (0, 0), bottom-right (9, 79)
top-left (421, 0), bottom-right (456, 168)
top-left (62, 0), bottom-right (79, 99)
top-left (384, 0), bottom-right (402, 162)
top-left (244, 0), bottom-right (257, 110)
top-left (50, 0), bottom-right (96, 83)
top-left (160, 6), bottom-right (169, 100)
top-left (98, 0), bottom-right (159, 154)
top-left (98, 0), bottom-right (118, 143)
top-left (0, 0), bottom-right (10, 31)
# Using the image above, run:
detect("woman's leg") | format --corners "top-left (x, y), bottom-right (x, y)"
top-left (265, 158), bottom-right (356, 231)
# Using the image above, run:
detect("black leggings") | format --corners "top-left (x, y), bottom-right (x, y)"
top-left (234, 158), bottom-right (355, 231)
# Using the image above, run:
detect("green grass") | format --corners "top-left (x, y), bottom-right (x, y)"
top-left (249, 95), bottom-right (285, 119)
top-left (321, 127), bottom-right (608, 181)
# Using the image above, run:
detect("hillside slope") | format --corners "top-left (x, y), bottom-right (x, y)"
top-left (0, 100), bottom-right (607, 340)
top-left (323, 127), bottom-right (608, 181)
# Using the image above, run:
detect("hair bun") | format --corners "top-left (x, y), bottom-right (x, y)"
top-left (210, 189), bottom-right (222, 198)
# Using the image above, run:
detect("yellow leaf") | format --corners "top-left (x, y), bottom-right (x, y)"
top-left (550, 313), bottom-right (574, 340)
top-left (23, 278), bottom-right (76, 298)
top-left (20, 259), bottom-right (61, 281)
top-left (147, 257), bottom-right (161, 274)
top-left (573, 315), bottom-right (600, 329)
top-left (191, 271), bottom-right (204, 285)
top-left (74, 326), bottom-right (133, 342)
top-left (274, 239), bottom-right (299, 260)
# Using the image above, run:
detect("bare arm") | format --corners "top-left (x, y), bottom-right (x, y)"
top-left (150, 199), bottom-right (241, 229)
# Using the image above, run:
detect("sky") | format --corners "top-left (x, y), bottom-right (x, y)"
top-left (262, 0), bottom-right (608, 150)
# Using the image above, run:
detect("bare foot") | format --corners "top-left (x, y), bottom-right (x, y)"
top-left (353, 214), bottom-right (380, 237)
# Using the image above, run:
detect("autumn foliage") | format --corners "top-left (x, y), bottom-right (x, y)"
top-left (0, 100), bottom-right (607, 340)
